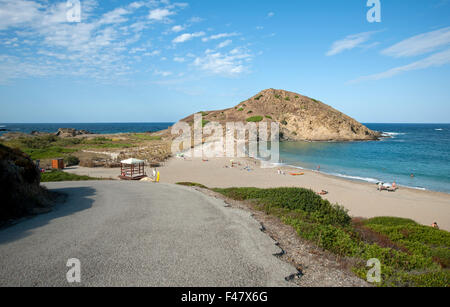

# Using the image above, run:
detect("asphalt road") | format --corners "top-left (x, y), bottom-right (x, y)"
top-left (0, 181), bottom-right (297, 287)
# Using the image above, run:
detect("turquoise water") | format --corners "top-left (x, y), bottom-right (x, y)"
top-left (279, 124), bottom-right (450, 193)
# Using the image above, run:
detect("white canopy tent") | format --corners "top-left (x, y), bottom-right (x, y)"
top-left (119, 158), bottom-right (146, 180)
top-left (121, 158), bottom-right (145, 165)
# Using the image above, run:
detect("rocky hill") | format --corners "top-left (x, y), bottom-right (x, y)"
top-left (178, 89), bottom-right (381, 141)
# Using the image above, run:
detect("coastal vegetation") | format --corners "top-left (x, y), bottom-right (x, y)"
top-left (65, 155), bottom-right (80, 166)
top-left (177, 182), bottom-right (208, 189)
top-left (0, 132), bottom-right (169, 164)
top-left (0, 144), bottom-right (55, 224)
top-left (246, 116), bottom-right (264, 123)
top-left (178, 184), bottom-right (450, 287)
top-left (41, 170), bottom-right (102, 182)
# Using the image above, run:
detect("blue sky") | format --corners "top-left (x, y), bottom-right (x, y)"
top-left (0, 0), bottom-right (449, 123)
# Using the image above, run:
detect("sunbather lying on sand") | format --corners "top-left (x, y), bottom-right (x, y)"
top-left (377, 182), bottom-right (398, 192)
top-left (317, 190), bottom-right (328, 196)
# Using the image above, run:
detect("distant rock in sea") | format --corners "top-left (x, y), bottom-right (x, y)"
top-left (177, 88), bottom-right (381, 141)
top-left (56, 128), bottom-right (94, 138)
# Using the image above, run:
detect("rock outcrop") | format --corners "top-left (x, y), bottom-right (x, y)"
top-left (178, 89), bottom-right (380, 141)
top-left (56, 128), bottom-right (93, 138)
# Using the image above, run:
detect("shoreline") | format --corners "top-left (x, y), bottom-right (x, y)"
top-left (249, 156), bottom-right (449, 197)
top-left (63, 155), bottom-right (450, 231)
top-left (159, 156), bottom-right (450, 231)
top-left (257, 158), bottom-right (441, 194)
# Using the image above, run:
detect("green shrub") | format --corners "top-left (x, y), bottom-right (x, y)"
top-left (246, 116), bottom-right (264, 123)
top-left (365, 217), bottom-right (418, 227)
top-left (41, 170), bottom-right (100, 182)
top-left (23, 147), bottom-right (78, 160)
top-left (176, 182), bottom-right (208, 189)
top-left (213, 187), bottom-right (351, 227)
top-left (255, 95), bottom-right (263, 100)
top-left (396, 271), bottom-right (450, 287)
top-left (364, 217), bottom-right (450, 270)
top-left (247, 111), bottom-right (253, 114)
top-left (212, 187), bottom-right (450, 287)
top-left (238, 108), bottom-right (244, 112)
top-left (64, 155), bottom-right (80, 166)
top-left (131, 134), bottom-right (162, 141)
top-left (285, 97), bottom-right (290, 101)
top-left (265, 115), bottom-right (272, 119)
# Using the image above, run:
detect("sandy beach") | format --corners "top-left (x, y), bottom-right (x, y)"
top-left (64, 156), bottom-right (450, 231)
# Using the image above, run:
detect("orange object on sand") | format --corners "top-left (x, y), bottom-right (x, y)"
top-left (290, 172), bottom-right (304, 176)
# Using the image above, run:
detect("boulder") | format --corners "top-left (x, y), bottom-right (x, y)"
top-left (0, 144), bottom-right (52, 223)
top-left (56, 128), bottom-right (93, 138)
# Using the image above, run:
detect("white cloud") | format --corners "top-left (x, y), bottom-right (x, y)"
top-left (171, 25), bottom-right (185, 32)
top-left (129, 2), bottom-right (144, 9)
top-left (174, 57), bottom-right (185, 62)
top-left (350, 48), bottom-right (450, 83)
top-left (172, 31), bottom-right (205, 43)
top-left (267, 12), bottom-right (275, 18)
top-left (130, 47), bottom-right (146, 54)
top-left (326, 31), bottom-right (377, 56)
top-left (0, 0), bottom-right (151, 82)
top-left (0, 0), bottom-right (41, 30)
top-left (154, 69), bottom-right (173, 77)
top-left (193, 47), bottom-right (252, 77)
top-left (144, 50), bottom-right (161, 56)
top-left (382, 27), bottom-right (450, 58)
top-left (189, 16), bottom-right (203, 23)
top-left (202, 32), bottom-right (239, 42)
top-left (217, 39), bottom-right (232, 49)
top-left (148, 8), bottom-right (174, 21)
top-left (98, 7), bottom-right (130, 25)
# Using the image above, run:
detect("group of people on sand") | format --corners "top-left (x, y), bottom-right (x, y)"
top-left (377, 181), bottom-right (398, 192)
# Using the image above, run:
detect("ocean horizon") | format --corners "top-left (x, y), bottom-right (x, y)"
top-left (1, 122), bottom-right (449, 194)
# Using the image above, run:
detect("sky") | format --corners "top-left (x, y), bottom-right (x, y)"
top-left (0, 0), bottom-right (449, 123)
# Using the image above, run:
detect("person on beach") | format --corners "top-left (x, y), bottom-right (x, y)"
top-left (432, 222), bottom-right (439, 229)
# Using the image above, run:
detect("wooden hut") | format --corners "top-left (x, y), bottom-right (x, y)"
top-left (52, 158), bottom-right (65, 170)
top-left (119, 158), bottom-right (146, 180)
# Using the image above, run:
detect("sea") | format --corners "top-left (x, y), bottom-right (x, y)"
top-left (1, 122), bottom-right (449, 193)
top-left (279, 124), bottom-right (450, 194)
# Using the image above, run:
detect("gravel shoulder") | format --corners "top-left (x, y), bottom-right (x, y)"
top-left (197, 187), bottom-right (369, 287)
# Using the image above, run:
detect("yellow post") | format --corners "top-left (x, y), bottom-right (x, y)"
top-left (156, 171), bottom-right (160, 183)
